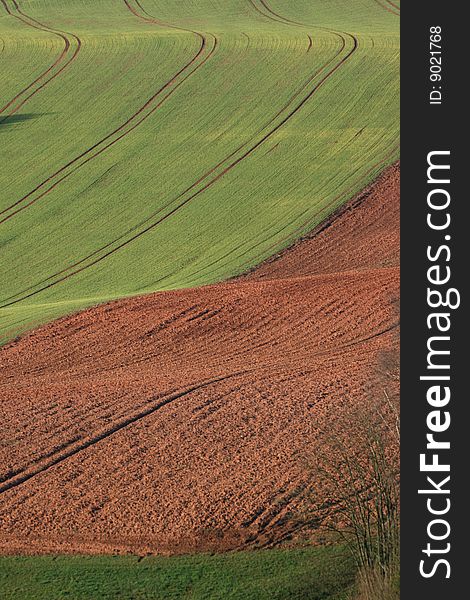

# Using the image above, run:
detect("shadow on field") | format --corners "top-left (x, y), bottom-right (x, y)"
top-left (0, 113), bottom-right (50, 130)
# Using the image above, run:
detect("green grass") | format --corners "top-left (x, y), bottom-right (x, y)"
top-left (0, 0), bottom-right (399, 341)
top-left (0, 546), bottom-right (355, 599)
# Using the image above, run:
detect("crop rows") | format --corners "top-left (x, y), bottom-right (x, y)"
top-left (0, 165), bottom-right (400, 554)
top-left (0, 0), bottom-right (399, 343)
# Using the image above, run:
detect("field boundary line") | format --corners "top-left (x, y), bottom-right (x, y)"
top-left (232, 144), bottom-right (400, 276)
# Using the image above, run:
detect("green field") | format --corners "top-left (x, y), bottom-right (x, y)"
top-left (0, 0), bottom-right (399, 342)
top-left (0, 546), bottom-right (355, 600)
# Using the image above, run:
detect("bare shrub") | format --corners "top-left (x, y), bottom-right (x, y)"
top-left (305, 390), bottom-right (400, 599)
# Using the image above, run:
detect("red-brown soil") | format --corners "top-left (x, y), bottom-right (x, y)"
top-left (0, 164), bottom-right (399, 555)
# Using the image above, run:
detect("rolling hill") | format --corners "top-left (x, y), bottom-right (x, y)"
top-left (0, 164), bottom-right (399, 555)
top-left (0, 0), bottom-right (399, 342)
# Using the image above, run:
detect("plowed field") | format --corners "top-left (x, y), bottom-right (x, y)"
top-left (0, 164), bottom-right (399, 555)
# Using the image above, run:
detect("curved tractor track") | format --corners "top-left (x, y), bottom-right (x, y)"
top-left (0, 164), bottom-right (399, 555)
top-left (0, 0), bottom-right (81, 122)
top-left (0, 3), bottom-right (359, 309)
top-left (373, 0), bottom-right (400, 17)
top-left (0, 0), bottom-right (217, 224)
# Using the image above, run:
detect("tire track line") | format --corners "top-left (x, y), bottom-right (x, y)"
top-left (0, 316), bottom-right (398, 494)
top-left (257, 0), bottom-right (316, 29)
top-left (0, 371), bottom-right (245, 495)
top-left (0, 33), bottom-right (345, 304)
top-left (1, 10), bottom-right (357, 307)
top-left (0, 0), bottom-right (217, 222)
top-left (247, 0), bottom-right (312, 49)
top-left (372, 0), bottom-right (400, 17)
top-left (386, 0), bottom-right (400, 10)
top-left (0, 0), bottom-right (81, 121)
top-left (158, 0), bottom-right (377, 282)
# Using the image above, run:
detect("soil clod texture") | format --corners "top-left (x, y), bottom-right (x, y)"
top-left (0, 165), bottom-right (399, 555)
